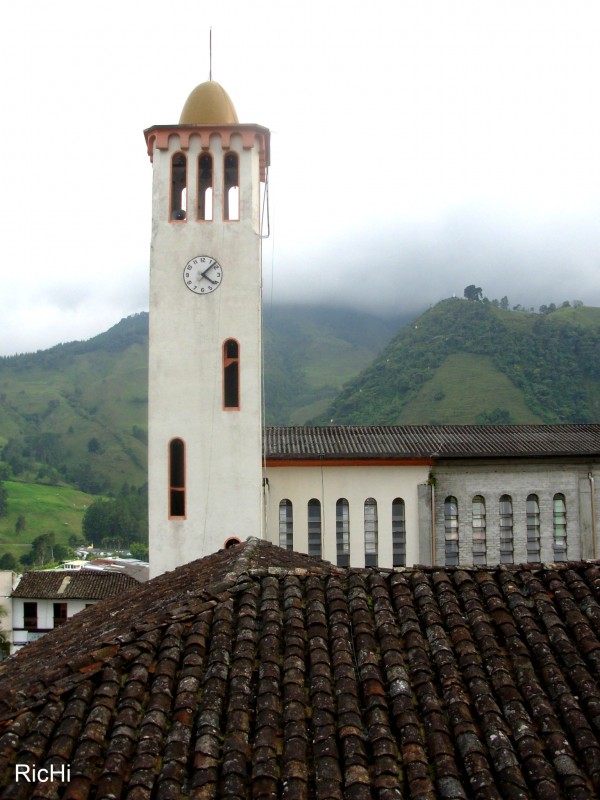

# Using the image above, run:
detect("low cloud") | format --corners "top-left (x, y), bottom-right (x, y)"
top-left (268, 204), bottom-right (600, 318)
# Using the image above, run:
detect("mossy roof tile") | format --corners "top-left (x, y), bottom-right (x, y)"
top-left (3, 540), bottom-right (600, 797)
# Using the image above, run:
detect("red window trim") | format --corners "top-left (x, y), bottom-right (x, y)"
top-left (225, 537), bottom-right (241, 548)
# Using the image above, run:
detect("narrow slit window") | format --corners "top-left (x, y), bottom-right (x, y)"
top-left (499, 494), bottom-right (514, 564)
top-left (170, 153), bottom-right (187, 221)
top-left (169, 438), bottom-right (185, 518)
top-left (198, 154), bottom-right (213, 220)
top-left (553, 493), bottom-right (567, 561)
top-left (223, 339), bottom-right (240, 409)
top-left (364, 498), bottom-right (378, 567)
top-left (392, 498), bottom-right (406, 567)
top-left (472, 495), bottom-right (487, 565)
top-left (444, 496), bottom-right (459, 565)
top-left (526, 494), bottom-right (541, 562)
top-left (308, 499), bottom-right (322, 558)
top-left (336, 498), bottom-right (350, 567)
top-left (279, 500), bottom-right (293, 550)
top-left (224, 152), bottom-right (239, 220)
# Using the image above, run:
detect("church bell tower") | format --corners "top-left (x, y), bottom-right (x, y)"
top-left (145, 81), bottom-right (270, 576)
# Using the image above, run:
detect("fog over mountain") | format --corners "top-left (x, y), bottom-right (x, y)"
top-left (268, 203), bottom-right (600, 319)
top-left (2, 1), bottom-right (599, 354)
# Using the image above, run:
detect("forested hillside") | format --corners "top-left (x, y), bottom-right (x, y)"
top-left (0, 314), bottom-right (149, 495)
top-left (263, 304), bottom-right (405, 424)
top-left (312, 299), bottom-right (600, 425)
top-left (2, 299), bottom-right (599, 497)
top-left (2, 297), bottom-right (599, 566)
top-left (0, 306), bottom-right (401, 495)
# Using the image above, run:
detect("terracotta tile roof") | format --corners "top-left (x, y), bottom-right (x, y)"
top-left (12, 570), bottom-right (140, 599)
top-left (2, 539), bottom-right (600, 798)
top-left (265, 424), bottom-right (600, 460)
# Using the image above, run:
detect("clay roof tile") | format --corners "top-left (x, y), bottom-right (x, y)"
top-left (3, 540), bottom-right (600, 797)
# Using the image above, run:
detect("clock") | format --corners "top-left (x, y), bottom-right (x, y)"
top-left (183, 256), bottom-right (223, 294)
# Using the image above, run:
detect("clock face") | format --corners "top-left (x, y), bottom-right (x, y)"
top-left (183, 256), bottom-right (223, 294)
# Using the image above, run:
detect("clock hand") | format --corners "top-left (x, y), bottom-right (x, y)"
top-left (200, 265), bottom-right (218, 284)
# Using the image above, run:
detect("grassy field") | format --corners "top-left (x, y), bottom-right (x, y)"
top-left (398, 353), bottom-right (545, 424)
top-left (0, 481), bottom-right (94, 561)
top-left (548, 305), bottom-right (600, 329)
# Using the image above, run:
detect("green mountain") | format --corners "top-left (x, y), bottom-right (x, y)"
top-left (311, 299), bottom-right (600, 425)
top-left (263, 304), bottom-right (405, 424)
top-left (3, 299), bottom-right (599, 500)
top-left (0, 306), bottom-right (401, 494)
top-left (0, 313), bottom-right (149, 494)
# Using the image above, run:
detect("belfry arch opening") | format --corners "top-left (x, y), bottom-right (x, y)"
top-left (198, 154), bottom-right (213, 221)
top-left (224, 152), bottom-right (239, 220)
top-left (170, 153), bottom-right (187, 221)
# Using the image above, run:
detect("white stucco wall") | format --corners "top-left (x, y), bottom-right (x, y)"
top-left (264, 464), bottom-right (431, 568)
top-left (264, 459), bottom-right (599, 569)
top-left (148, 131), bottom-right (265, 576)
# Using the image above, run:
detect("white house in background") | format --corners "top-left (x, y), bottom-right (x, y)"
top-left (10, 570), bottom-right (139, 653)
top-left (60, 558), bottom-right (149, 582)
top-left (60, 560), bottom-right (89, 570)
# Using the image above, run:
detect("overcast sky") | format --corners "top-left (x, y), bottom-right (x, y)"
top-left (1, 0), bottom-right (599, 355)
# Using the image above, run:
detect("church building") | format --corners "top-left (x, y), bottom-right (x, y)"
top-left (145, 80), bottom-right (600, 577)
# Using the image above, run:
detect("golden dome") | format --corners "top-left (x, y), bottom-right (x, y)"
top-left (179, 80), bottom-right (239, 125)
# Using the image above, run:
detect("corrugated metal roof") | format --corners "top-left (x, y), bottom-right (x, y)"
top-left (12, 569), bottom-right (140, 599)
top-left (265, 424), bottom-right (600, 460)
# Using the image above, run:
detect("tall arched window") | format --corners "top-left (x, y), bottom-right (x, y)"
top-left (197, 154), bottom-right (213, 220)
top-left (553, 494), bottom-right (567, 561)
top-left (169, 438), bottom-right (185, 518)
top-left (336, 498), bottom-right (350, 567)
top-left (526, 494), bottom-right (541, 562)
top-left (392, 498), bottom-right (406, 567)
top-left (499, 495), bottom-right (514, 564)
top-left (472, 496), bottom-right (487, 565)
top-left (364, 498), bottom-right (378, 567)
top-left (444, 496), bottom-right (459, 565)
top-left (279, 500), bottom-right (293, 550)
top-left (223, 339), bottom-right (240, 409)
top-left (224, 152), bottom-right (239, 220)
top-left (308, 499), bottom-right (322, 558)
top-left (170, 153), bottom-right (187, 221)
